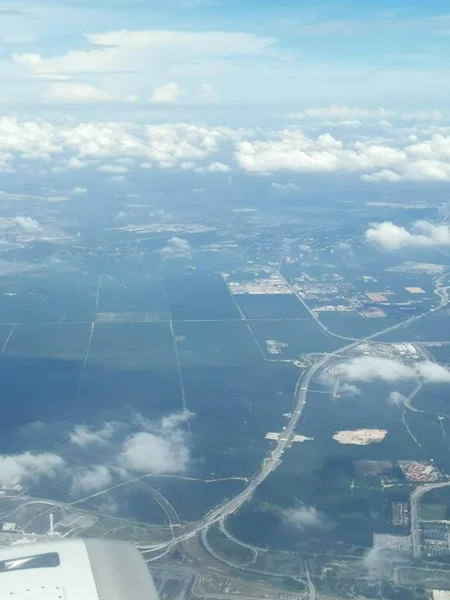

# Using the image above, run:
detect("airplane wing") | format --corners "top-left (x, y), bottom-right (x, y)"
top-left (0, 538), bottom-right (159, 599)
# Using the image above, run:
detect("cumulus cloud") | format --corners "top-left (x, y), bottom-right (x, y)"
top-left (150, 82), bottom-right (218, 105)
top-left (236, 129), bottom-right (450, 182)
top-left (72, 187), bottom-right (87, 195)
top-left (361, 169), bottom-right (402, 182)
top-left (2, 114), bottom-right (450, 181)
top-left (340, 356), bottom-right (450, 384)
top-left (11, 216), bottom-right (42, 232)
top-left (271, 182), bottom-right (302, 192)
top-left (150, 82), bottom-right (184, 104)
top-left (0, 117), bottom-right (235, 172)
top-left (236, 131), bottom-right (407, 174)
top-left (71, 465), bottom-right (113, 495)
top-left (45, 83), bottom-right (112, 102)
top-left (99, 164), bottom-right (129, 174)
top-left (388, 391), bottom-right (407, 405)
top-left (281, 502), bottom-right (332, 532)
top-left (67, 412), bottom-right (192, 494)
top-left (339, 382), bottom-right (362, 396)
top-left (0, 452), bottom-right (64, 486)
top-left (67, 158), bottom-right (87, 170)
top-left (66, 412), bottom-right (193, 496)
top-left (69, 423), bottom-right (117, 447)
top-left (119, 411), bottom-right (192, 476)
top-left (203, 161), bottom-right (230, 172)
top-left (365, 221), bottom-right (450, 250)
top-left (160, 237), bottom-right (192, 259)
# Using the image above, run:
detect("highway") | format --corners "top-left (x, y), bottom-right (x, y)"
top-left (141, 337), bottom-right (371, 554)
top-left (219, 519), bottom-right (258, 564)
top-left (304, 559), bottom-right (316, 600)
top-left (140, 271), bottom-right (450, 554)
top-left (410, 480), bottom-right (450, 558)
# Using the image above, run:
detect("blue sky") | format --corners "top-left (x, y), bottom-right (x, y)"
top-left (1, 0), bottom-right (450, 112)
top-left (0, 1), bottom-right (450, 200)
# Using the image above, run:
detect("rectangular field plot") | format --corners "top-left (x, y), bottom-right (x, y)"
top-left (0, 323), bottom-right (91, 429)
top-left (98, 277), bottom-right (169, 321)
top-left (174, 320), bottom-right (291, 477)
top-left (35, 273), bottom-right (99, 322)
top-left (408, 315), bottom-right (450, 342)
top-left (79, 322), bottom-right (182, 417)
top-left (5, 322), bottom-right (91, 359)
top-left (249, 319), bottom-right (340, 358)
top-left (0, 273), bottom-right (99, 323)
top-left (0, 276), bottom-right (42, 322)
top-left (236, 294), bottom-right (311, 319)
top-left (165, 273), bottom-right (241, 321)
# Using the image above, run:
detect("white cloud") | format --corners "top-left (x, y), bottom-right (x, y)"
top-left (0, 452), bottom-right (64, 486)
top-left (2, 114), bottom-right (450, 181)
top-left (203, 161), bottom-right (230, 172)
top-left (271, 182), bottom-right (302, 192)
top-left (45, 83), bottom-right (112, 102)
top-left (388, 391), bottom-right (406, 405)
top-left (281, 503), bottom-right (331, 532)
top-left (66, 412), bottom-right (192, 493)
top-left (366, 220), bottom-right (450, 250)
top-left (236, 129), bottom-right (450, 181)
top-left (289, 106), bottom-right (444, 123)
top-left (361, 169), bottom-right (403, 182)
top-left (99, 164), bottom-right (129, 174)
top-left (72, 186), bottom-right (87, 195)
top-left (160, 237), bottom-right (192, 259)
top-left (293, 106), bottom-right (395, 121)
top-left (195, 83), bottom-right (218, 103)
top-left (71, 465), bottom-right (113, 495)
top-left (150, 82), bottom-right (218, 105)
top-left (363, 546), bottom-right (409, 576)
top-left (120, 432), bottom-right (184, 474)
top-left (0, 117), bottom-right (235, 172)
top-left (340, 356), bottom-right (450, 384)
top-left (339, 382), bottom-right (361, 396)
top-left (119, 411), bottom-right (192, 475)
top-left (69, 423), bottom-right (117, 447)
top-left (235, 131), bottom-right (407, 174)
top-left (150, 82), bottom-right (183, 104)
top-left (67, 157), bottom-right (88, 170)
top-left (12, 30), bottom-right (276, 77)
top-left (11, 216), bottom-right (42, 232)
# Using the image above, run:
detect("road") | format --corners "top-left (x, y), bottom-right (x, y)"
top-left (304, 559), bottom-right (316, 600)
top-left (219, 520), bottom-right (258, 563)
top-left (140, 270), bottom-right (450, 554)
top-left (140, 336), bottom-right (390, 553)
top-left (410, 480), bottom-right (450, 558)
